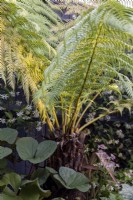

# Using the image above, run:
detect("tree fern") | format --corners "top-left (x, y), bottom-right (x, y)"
top-left (0, 0), bottom-right (55, 109)
top-left (37, 0), bottom-right (133, 132)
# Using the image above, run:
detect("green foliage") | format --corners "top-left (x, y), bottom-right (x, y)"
top-left (0, 0), bottom-right (49, 102)
top-left (53, 167), bottom-right (90, 192)
top-left (0, 172), bottom-right (21, 192)
top-left (0, 128), bottom-right (18, 144)
top-left (32, 166), bottom-right (90, 192)
top-left (36, 0), bottom-right (133, 134)
top-left (0, 85), bottom-right (43, 133)
top-left (19, 179), bottom-right (51, 200)
top-left (84, 90), bottom-right (133, 168)
top-left (0, 128), bottom-right (57, 199)
top-left (16, 137), bottom-right (57, 164)
top-left (0, 146), bottom-right (12, 159)
top-left (40, 0), bottom-right (133, 104)
top-left (15, 0), bottom-right (61, 49)
top-left (0, 172), bottom-right (51, 200)
top-left (0, 127), bottom-right (57, 165)
top-left (0, 126), bottom-right (92, 198)
top-left (0, 0), bottom-right (133, 199)
top-left (100, 193), bottom-right (123, 200)
top-left (0, 0), bottom-right (61, 120)
top-left (31, 167), bottom-right (57, 185)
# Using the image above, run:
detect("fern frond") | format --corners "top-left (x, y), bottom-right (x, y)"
top-left (4, 42), bottom-right (15, 90)
top-left (16, 0), bottom-right (61, 50)
top-left (39, 0), bottom-right (133, 102)
top-left (0, 36), bottom-right (6, 83)
top-left (0, 0), bottom-right (53, 106)
top-left (37, 0), bottom-right (133, 125)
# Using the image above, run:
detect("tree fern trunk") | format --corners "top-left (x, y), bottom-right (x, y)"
top-left (48, 131), bottom-right (86, 172)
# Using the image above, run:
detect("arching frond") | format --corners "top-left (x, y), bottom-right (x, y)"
top-left (0, 0), bottom-right (51, 104)
top-left (37, 0), bottom-right (133, 130)
top-left (15, 0), bottom-right (62, 50)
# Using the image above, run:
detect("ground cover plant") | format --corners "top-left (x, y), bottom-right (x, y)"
top-left (0, 0), bottom-right (133, 199)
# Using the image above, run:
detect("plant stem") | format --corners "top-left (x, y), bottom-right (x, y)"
top-left (52, 106), bottom-right (60, 128)
top-left (69, 23), bottom-right (103, 132)
top-left (75, 92), bottom-right (100, 129)
top-left (78, 110), bottom-right (118, 132)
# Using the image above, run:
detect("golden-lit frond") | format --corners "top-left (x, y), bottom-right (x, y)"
top-left (0, 0), bottom-right (51, 104)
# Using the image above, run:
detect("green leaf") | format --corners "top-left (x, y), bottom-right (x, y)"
top-left (34, 140), bottom-right (57, 163)
top-left (1, 173), bottom-right (21, 193)
top-left (0, 193), bottom-right (22, 200)
top-left (31, 168), bottom-right (50, 185)
top-left (0, 146), bottom-right (12, 159)
top-left (45, 167), bottom-right (57, 174)
top-left (0, 180), bottom-right (6, 187)
top-left (0, 128), bottom-right (18, 144)
top-left (5, 112), bottom-right (13, 120)
top-left (108, 84), bottom-right (121, 94)
top-left (54, 167), bottom-right (90, 192)
top-left (59, 167), bottom-right (77, 186)
top-left (31, 167), bottom-right (57, 185)
top-left (20, 179), bottom-right (51, 200)
top-left (16, 137), bottom-right (57, 164)
top-left (53, 174), bottom-right (67, 188)
top-left (16, 137), bottom-right (38, 161)
top-left (1, 185), bottom-right (22, 200)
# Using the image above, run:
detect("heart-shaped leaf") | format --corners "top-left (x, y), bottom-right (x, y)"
top-left (16, 137), bottom-right (57, 164)
top-left (0, 128), bottom-right (18, 144)
top-left (54, 167), bottom-right (90, 192)
top-left (0, 146), bottom-right (12, 159)
top-left (16, 137), bottom-right (38, 161)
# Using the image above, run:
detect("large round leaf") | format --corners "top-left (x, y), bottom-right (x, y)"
top-left (0, 146), bottom-right (12, 159)
top-left (16, 137), bottom-right (57, 164)
top-left (0, 128), bottom-right (18, 144)
top-left (54, 167), bottom-right (90, 192)
top-left (16, 137), bottom-right (38, 161)
top-left (33, 140), bottom-right (57, 163)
